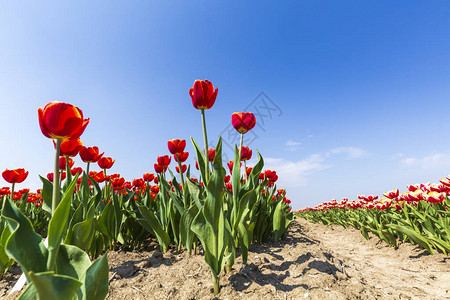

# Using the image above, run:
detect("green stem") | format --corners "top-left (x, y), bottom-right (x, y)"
top-left (52, 139), bottom-right (62, 216)
top-left (239, 133), bottom-right (244, 160)
top-left (9, 183), bottom-right (15, 204)
top-left (176, 155), bottom-right (185, 189)
top-left (65, 155), bottom-right (72, 188)
top-left (86, 162), bottom-right (90, 176)
top-left (243, 161), bottom-right (247, 180)
top-left (212, 272), bottom-right (220, 295)
top-left (201, 109), bottom-right (210, 183)
top-left (239, 133), bottom-right (247, 180)
top-left (48, 138), bottom-right (62, 272)
top-left (103, 168), bottom-right (108, 200)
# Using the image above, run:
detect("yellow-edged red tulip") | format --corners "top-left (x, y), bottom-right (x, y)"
top-left (143, 173), bottom-right (155, 182)
top-left (174, 152), bottom-right (189, 163)
top-left (239, 146), bottom-right (252, 161)
top-left (98, 157), bottom-right (115, 169)
top-left (231, 112), bottom-right (256, 134)
top-left (2, 168), bottom-right (29, 184)
top-left (168, 139), bottom-right (186, 155)
top-left (58, 138), bottom-right (83, 157)
top-left (38, 101), bottom-right (89, 140)
top-left (80, 146), bottom-right (104, 163)
top-left (189, 80), bottom-right (218, 110)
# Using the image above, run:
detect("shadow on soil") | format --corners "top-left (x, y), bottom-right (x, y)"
top-left (110, 250), bottom-right (173, 279)
top-left (229, 263), bottom-right (308, 292)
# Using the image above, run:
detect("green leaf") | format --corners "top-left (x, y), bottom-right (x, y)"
top-left (112, 192), bottom-right (124, 242)
top-left (248, 150), bottom-right (264, 186)
top-left (29, 271), bottom-right (82, 300)
top-left (273, 200), bottom-right (288, 243)
top-left (191, 137), bottom-right (207, 184)
top-left (48, 174), bottom-right (79, 252)
top-left (186, 179), bottom-right (203, 210)
top-left (17, 282), bottom-right (37, 300)
top-left (81, 253), bottom-right (109, 300)
top-left (69, 216), bottom-right (96, 251)
top-left (0, 226), bottom-right (13, 278)
top-left (98, 201), bottom-right (114, 243)
top-left (191, 137), bottom-right (231, 278)
top-left (137, 205), bottom-right (171, 252)
top-left (39, 175), bottom-right (54, 215)
top-left (55, 244), bottom-right (91, 280)
top-left (180, 204), bottom-right (199, 254)
top-left (65, 204), bottom-right (85, 244)
top-left (1, 197), bottom-right (48, 281)
top-left (427, 236), bottom-right (450, 255)
top-left (387, 224), bottom-right (435, 254)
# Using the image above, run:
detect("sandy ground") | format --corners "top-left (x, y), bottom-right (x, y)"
top-left (1, 217), bottom-right (449, 299)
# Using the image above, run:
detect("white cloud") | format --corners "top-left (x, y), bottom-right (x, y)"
top-left (329, 147), bottom-right (369, 159)
top-left (401, 153), bottom-right (450, 169)
top-left (264, 154), bottom-right (332, 187)
top-left (284, 140), bottom-right (302, 152)
top-left (285, 140), bottom-right (301, 146)
top-left (260, 146), bottom-right (369, 188)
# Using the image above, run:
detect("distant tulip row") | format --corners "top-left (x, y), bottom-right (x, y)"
top-left (296, 176), bottom-right (450, 255)
top-left (0, 79), bottom-right (292, 297)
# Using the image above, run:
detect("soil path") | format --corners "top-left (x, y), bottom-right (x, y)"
top-left (1, 217), bottom-right (449, 299)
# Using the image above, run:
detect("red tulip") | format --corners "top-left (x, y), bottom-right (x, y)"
top-left (206, 148), bottom-right (216, 162)
top-left (168, 139), bottom-right (186, 155)
top-left (94, 171), bottom-right (106, 183)
top-left (56, 138), bottom-right (83, 157)
top-left (264, 170), bottom-right (278, 182)
top-left (2, 169), bottom-right (29, 184)
top-left (0, 187), bottom-right (11, 195)
top-left (407, 184), bottom-right (419, 192)
top-left (189, 80), bottom-right (218, 110)
top-left (133, 178), bottom-right (145, 189)
top-left (124, 181), bottom-right (132, 190)
top-left (154, 177), bottom-right (159, 184)
top-left (71, 167), bottom-right (83, 176)
top-left (151, 185), bottom-right (160, 194)
top-left (224, 175), bottom-right (230, 183)
top-left (383, 189), bottom-right (399, 199)
top-left (154, 163), bottom-right (166, 174)
top-left (174, 152), bottom-right (189, 163)
top-left (175, 164), bottom-right (187, 174)
top-left (424, 192), bottom-right (446, 203)
top-left (157, 155), bottom-right (171, 167)
top-left (227, 161), bottom-right (234, 174)
top-left (366, 195), bottom-right (378, 202)
top-left (111, 177), bottom-right (125, 188)
top-left (47, 172), bottom-right (66, 182)
top-left (226, 160), bottom-right (241, 175)
top-left (195, 161), bottom-right (199, 170)
top-left (59, 157), bottom-right (75, 170)
top-left (98, 157), bottom-right (115, 169)
top-left (246, 167), bottom-right (252, 177)
top-left (110, 173), bottom-right (120, 180)
top-left (239, 146), bottom-right (252, 161)
top-left (231, 112), bottom-right (256, 134)
top-left (143, 173), bottom-right (155, 182)
top-left (430, 184), bottom-right (448, 193)
top-left (38, 101), bottom-right (89, 140)
top-left (80, 146), bottom-right (104, 163)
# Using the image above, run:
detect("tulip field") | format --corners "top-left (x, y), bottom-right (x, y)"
top-left (0, 80), bottom-right (294, 299)
top-left (296, 180), bottom-right (450, 255)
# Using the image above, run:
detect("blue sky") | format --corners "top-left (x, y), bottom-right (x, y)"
top-left (1, 1), bottom-right (450, 209)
